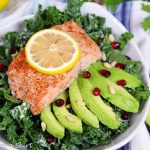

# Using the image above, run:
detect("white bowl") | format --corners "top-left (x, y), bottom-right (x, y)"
top-left (0, 2), bottom-right (149, 150)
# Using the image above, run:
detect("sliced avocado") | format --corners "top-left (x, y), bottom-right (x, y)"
top-left (89, 64), bottom-right (139, 112)
top-left (77, 76), bottom-right (120, 129)
top-left (40, 105), bottom-right (64, 139)
top-left (69, 80), bottom-right (99, 128)
top-left (146, 110), bottom-right (150, 127)
top-left (53, 91), bottom-right (83, 133)
top-left (97, 62), bottom-right (141, 89)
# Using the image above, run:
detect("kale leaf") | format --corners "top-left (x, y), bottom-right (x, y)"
top-left (58, 124), bottom-right (111, 150)
top-left (24, 5), bottom-right (64, 32)
top-left (64, 0), bottom-right (84, 25)
top-left (0, 1), bottom-right (149, 150)
top-left (81, 14), bottom-right (105, 33)
top-left (119, 32), bottom-right (134, 51)
top-left (107, 51), bottom-right (141, 78)
top-left (10, 102), bottom-right (30, 120)
top-left (1, 31), bottom-right (32, 65)
top-left (0, 74), bottom-right (21, 104)
top-left (126, 84), bottom-right (150, 102)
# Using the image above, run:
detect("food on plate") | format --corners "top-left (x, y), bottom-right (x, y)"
top-left (77, 75), bottom-right (120, 129)
top-left (40, 105), bottom-right (65, 139)
top-left (52, 91), bottom-right (83, 133)
top-left (98, 62), bottom-right (141, 88)
top-left (89, 62), bottom-right (139, 112)
top-left (69, 80), bottom-right (99, 128)
top-left (25, 29), bottom-right (80, 75)
top-left (7, 21), bottom-right (102, 115)
top-left (0, 0), bottom-right (149, 150)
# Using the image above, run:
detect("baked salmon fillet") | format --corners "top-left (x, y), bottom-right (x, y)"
top-left (7, 21), bottom-right (102, 115)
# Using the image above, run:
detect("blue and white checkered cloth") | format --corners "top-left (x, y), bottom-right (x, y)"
top-left (0, 0), bottom-right (150, 150)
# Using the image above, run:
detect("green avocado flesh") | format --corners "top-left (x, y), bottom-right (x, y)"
top-left (40, 105), bottom-right (64, 139)
top-left (69, 80), bottom-right (99, 128)
top-left (40, 61), bottom-right (140, 137)
top-left (77, 76), bottom-right (120, 129)
top-left (98, 62), bottom-right (141, 89)
top-left (53, 91), bottom-right (83, 133)
top-left (89, 63), bottom-right (139, 113)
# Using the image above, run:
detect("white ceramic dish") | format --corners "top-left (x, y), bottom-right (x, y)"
top-left (0, 2), bottom-right (149, 150)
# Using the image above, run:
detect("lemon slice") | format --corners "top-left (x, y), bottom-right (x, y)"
top-left (0, 0), bottom-right (10, 11)
top-left (25, 29), bottom-right (80, 75)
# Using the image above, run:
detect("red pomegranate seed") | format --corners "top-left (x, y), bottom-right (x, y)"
top-left (115, 63), bottom-right (125, 69)
top-left (99, 69), bottom-right (111, 77)
top-left (11, 47), bottom-right (18, 54)
top-left (116, 79), bottom-right (126, 86)
top-left (121, 113), bottom-right (129, 120)
top-left (111, 42), bottom-right (120, 49)
top-left (83, 71), bottom-right (91, 79)
top-left (47, 135), bottom-right (55, 144)
top-left (0, 64), bottom-right (4, 72)
top-left (126, 55), bottom-right (131, 60)
top-left (55, 99), bottom-right (65, 107)
top-left (93, 87), bottom-right (101, 96)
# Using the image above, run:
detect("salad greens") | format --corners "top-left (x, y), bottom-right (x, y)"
top-left (0, 0), bottom-right (149, 149)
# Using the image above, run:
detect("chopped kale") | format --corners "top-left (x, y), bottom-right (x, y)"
top-left (107, 51), bottom-right (141, 78)
top-left (119, 32), bottom-right (134, 51)
top-left (126, 84), bottom-right (150, 101)
top-left (0, 0), bottom-right (149, 150)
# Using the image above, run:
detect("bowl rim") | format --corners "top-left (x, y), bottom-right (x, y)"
top-left (0, 2), bottom-right (150, 150)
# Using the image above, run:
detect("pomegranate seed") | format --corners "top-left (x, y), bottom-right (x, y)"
top-left (111, 42), bottom-right (120, 49)
top-left (55, 99), bottom-right (65, 107)
top-left (115, 63), bottom-right (125, 69)
top-left (11, 47), bottom-right (18, 54)
top-left (0, 64), bottom-right (4, 72)
top-left (121, 113), bottom-right (129, 120)
top-left (99, 69), bottom-right (111, 77)
top-left (126, 55), bottom-right (131, 60)
top-left (83, 71), bottom-right (91, 79)
top-left (99, 37), bottom-right (103, 43)
top-left (93, 87), bottom-right (101, 96)
top-left (116, 79), bottom-right (126, 86)
top-left (47, 135), bottom-right (55, 144)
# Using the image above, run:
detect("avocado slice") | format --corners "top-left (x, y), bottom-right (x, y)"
top-left (89, 64), bottom-right (139, 112)
top-left (69, 80), bottom-right (99, 128)
top-left (53, 91), bottom-right (83, 133)
top-left (97, 62), bottom-right (141, 89)
top-left (146, 110), bottom-right (150, 127)
top-left (77, 76), bottom-right (120, 129)
top-left (40, 105), bottom-right (64, 139)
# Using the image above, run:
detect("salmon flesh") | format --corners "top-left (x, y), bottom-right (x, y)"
top-left (7, 21), bottom-right (102, 115)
